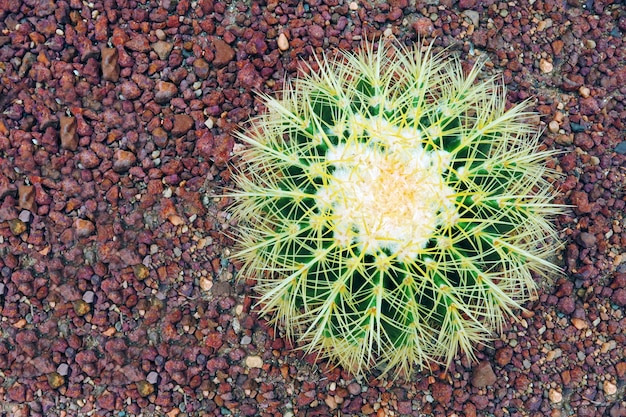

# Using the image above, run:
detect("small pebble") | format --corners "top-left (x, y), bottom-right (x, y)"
top-left (579, 86), bottom-right (591, 98)
top-left (245, 355), bottom-right (263, 369)
top-left (571, 317), bottom-right (588, 330)
top-left (548, 120), bottom-right (560, 133)
top-left (549, 388), bottom-right (562, 403)
top-left (277, 33), bottom-right (289, 51)
top-left (347, 382), bottom-right (361, 395)
top-left (603, 381), bottom-right (617, 395)
top-left (539, 58), bottom-right (553, 73)
top-left (8, 219), bottom-right (27, 235)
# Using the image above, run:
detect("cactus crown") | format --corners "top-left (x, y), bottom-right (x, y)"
top-left (227, 40), bottom-right (563, 377)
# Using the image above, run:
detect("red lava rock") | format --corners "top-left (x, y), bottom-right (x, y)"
top-left (557, 296), bottom-right (576, 314)
top-left (561, 74), bottom-right (584, 92)
top-left (75, 350), bottom-right (97, 366)
top-left (552, 40), bottom-right (564, 56)
top-left (237, 61), bottom-right (262, 90)
top-left (94, 14), bottom-right (109, 41)
top-left (471, 361), bottom-right (497, 388)
top-left (211, 133), bottom-right (234, 166)
top-left (96, 390), bottom-right (117, 411)
top-left (495, 346), bottom-right (513, 366)
top-left (431, 381), bottom-right (452, 405)
top-left (125, 35), bottom-right (151, 52)
top-left (458, 0), bottom-right (477, 8)
top-left (472, 394), bottom-right (489, 410)
top-left (412, 17), bottom-right (434, 37)
top-left (154, 80), bottom-right (178, 104)
top-left (8, 383), bottom-right (26, 403)
top-left (464, 402), bottom-right (477, 417)
top-left (574, 132), bottom-right (594, 151)
top-left (212, 38), bottom-right (235, 67)
top-left (113, 149), bottom-right (137, 172)
top-left (195, 130), bottom-right (214, 159)
top-left (308, 24), bottom-right (325, 40)
top-left (78, 149), bottom-right (100, 169)
top-left (165, 359), bottom-right (186, 374)
top-left (569, 191), bottom-right (592, 214)
top-left (206, 357), bottom-right (228, 374)
top-left (74, 218), bottom-right (95, 238)
top-left (59, 116), bottom-right (79, 151)
top-left (397, 401), bottom-right (413, 414)
top-left (171, 114), bottom-right (194, 136)
top-left (612, 288), bottom-right (626, 307)
top-left (205, 332), bottom-right (223, 349)
top-left (120, 80), bottom-right (142, 100)
top-left (579, 97), bottom-right (600, 116)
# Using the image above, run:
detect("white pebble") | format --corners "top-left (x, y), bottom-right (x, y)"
top-left (245, 355), bottom-right (263, 368)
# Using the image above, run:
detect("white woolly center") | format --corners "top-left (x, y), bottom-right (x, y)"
top-left (315, 120), bottom-right (458, 260)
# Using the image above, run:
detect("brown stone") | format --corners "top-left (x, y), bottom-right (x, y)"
top-left (152, 40), bottom-right (173, 60)
top-left (212, 38), bottom-right (235, 67)
top-left (152, 126), bottom-right (169, 148)
top-left (18, 184), bottom-right (36, 212)
top-left (171, 114), bottom-right (194, 136)
top-left (74, 218), bottom-right (95, 238)
top-left (60, 116), bottom-right (79, 151)
top-left (72, 299), bottom-right (91, 316)
top-left (133, 264), bottom-right (150, 280)
top-left (47, 372), bottom-right (66, 389)
top-left (101, 47), bottom-right (120, 82)
top-left (8, 218), bottom-right (27, 235)
top-left (471, 361), bottom-right (497, 388)
top-left (137, 380), bottom-right (155, 397)
top-left (193, 57), bottom-right (210, 79)
top-left (112, 149), bottom-right (137, 172)
top-left (154, 80), bottom-right (178, 104)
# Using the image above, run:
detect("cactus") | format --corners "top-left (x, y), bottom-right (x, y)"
top-left (227, 40), bottom-right (563, 377)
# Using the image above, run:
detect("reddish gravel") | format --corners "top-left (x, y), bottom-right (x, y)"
top-left (1, 0), bottom-right (626, 416)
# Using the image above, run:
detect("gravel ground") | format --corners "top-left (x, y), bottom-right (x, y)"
top-left (1, 0), bottom-right (626, 416)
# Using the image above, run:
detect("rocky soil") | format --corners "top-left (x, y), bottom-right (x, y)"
top-left (1, 0), bottom-right (625, 416)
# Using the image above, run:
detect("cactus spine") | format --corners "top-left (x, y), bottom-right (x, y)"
top-left (227, 40), bottom-right (563, 376)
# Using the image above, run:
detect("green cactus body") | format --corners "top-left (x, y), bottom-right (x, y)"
top-left (228, 41), bottom-right (563, 376)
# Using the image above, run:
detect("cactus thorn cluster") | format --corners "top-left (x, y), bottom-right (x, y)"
top-left (226, 39), bottom-right (564, 377)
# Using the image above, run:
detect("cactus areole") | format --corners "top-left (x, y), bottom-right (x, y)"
top-left (226, 40), bottom-right (563, 377)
